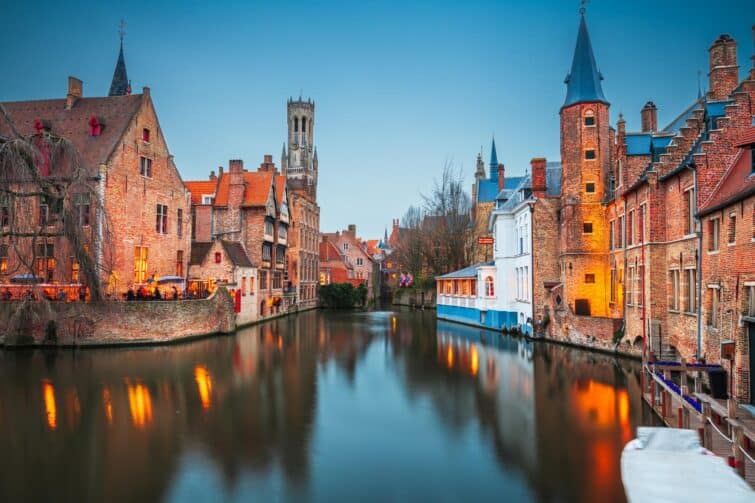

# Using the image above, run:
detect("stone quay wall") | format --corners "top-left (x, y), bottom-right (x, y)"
top-left (0, 288), bottom-right (236, 347)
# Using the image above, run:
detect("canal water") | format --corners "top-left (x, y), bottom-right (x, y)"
top-left (0, 309), bottom-right (656, 502)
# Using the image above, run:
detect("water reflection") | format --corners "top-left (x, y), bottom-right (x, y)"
top-left (0, 310), bottom-right (654, 502)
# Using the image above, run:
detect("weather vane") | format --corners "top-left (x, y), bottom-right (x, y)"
top-left (579, 0), bottom-right (589, 15)
top-left (119, 19), bottom-right (127, 43)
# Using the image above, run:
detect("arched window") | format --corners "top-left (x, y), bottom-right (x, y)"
top-left (485, 276), bottom-right (495, 297)
top-left (302, 117), bottom-right (306, 133)
top-left (584, 109), bottom-right (595, 126)
top-left (294, 117), bottom-right (299, 132)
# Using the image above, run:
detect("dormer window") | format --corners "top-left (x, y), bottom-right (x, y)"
top-left (142, 128), bottom-right (150, 142)
top-left (584, 110), bottom-right (595, 126)
top-left (215, 252), bottom-right (222, 264)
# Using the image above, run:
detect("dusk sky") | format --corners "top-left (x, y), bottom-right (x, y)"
top-left (2, 0), bottom-right (753, 238)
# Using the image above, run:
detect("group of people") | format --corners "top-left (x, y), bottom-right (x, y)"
top-left (126, 285), bottom-right (180, 301)
top-left (0, 287), bottom-right (88, 302)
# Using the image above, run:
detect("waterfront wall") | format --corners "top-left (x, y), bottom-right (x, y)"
top-left (0, 288), bottom-right (236, 347)
top-left (393, 288), bottom-right (435, 308)
top-left (437, 304), bottom-right (530, 334)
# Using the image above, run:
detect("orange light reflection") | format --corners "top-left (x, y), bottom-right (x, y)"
top-left (470, 345), bottom-right (479, 376)
top-left (103, 388), bottom-right (113, 424)
top-left (42, 380), bottom-right (56, 430)
top-left (127, 382), bottom-right (153, 429)
top-left (194, 365), bottom-right (213, 410)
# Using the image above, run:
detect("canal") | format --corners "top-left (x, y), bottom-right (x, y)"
top-left (0, 309), bottom-right (657, 502)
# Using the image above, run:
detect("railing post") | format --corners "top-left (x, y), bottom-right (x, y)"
top-left (732, 425), bottom-right (745, 478)
top-left (702, 401), bottom-right (712, 450)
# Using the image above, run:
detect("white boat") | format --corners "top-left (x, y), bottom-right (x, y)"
top-left (621, 427), bottom-right (753, 502)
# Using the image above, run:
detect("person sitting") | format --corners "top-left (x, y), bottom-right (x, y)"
top-left (172, 286), bottom-right (178, 300)
top-left (153, 288), bottom-right (162, 300)
top-left (126, 287), bottom-right (136, 301)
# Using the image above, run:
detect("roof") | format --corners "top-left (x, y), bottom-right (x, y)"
top-left (190, 242), bottom-right (213, 266)
top-left (625, 133), bottom-right (674, 156)
top-left (275, 175), bottom-right (286, 206)
top-left (546, 161), bottom-right (563, 196)
top-left (221, 240), bottom-right (254, 268)
top-left (436, 261), bottom-right (494, 279)
top-left (662, 98), bottom-right (733, 134)
top-left (563, 14), bottom-right (608, 108)
top-left (184, 180), bottom-right (218, 205)
top-left (699, 140), bottom-right (755, 216)
top-left (108, 41), bottom-right (129, 96)
top-left (319, 239), bottom-right (349, 266)
top-left (477, 176), bottom-right (526, 203)
top-left (212, 171), bottom-right (274, 208)
top-left (0, 94), bottom-right (144, 173)
top-left (497, 174), bottom-right (532, 211)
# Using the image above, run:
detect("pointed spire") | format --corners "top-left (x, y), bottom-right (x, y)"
top-left (384, 227), bottom-right (388, 242)
top-left (563, 10), bottom-right (608, 108)
top-left (313, 146), bottom-right (318, 162)
top-left (109, 20), bottom-right (130, 97)
top-left (488, 137), bottom-right (499, 182)
top-left (281, 142), bottom-right (288, 175)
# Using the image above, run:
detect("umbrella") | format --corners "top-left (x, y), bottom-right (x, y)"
top-left (10, 273), bottom-right (44, 284)
top-left (157, 276), bottom-right (186, 284)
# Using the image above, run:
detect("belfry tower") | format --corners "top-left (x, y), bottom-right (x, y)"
top-left (283, 98), bottom-right (318, 200)
top-left (558, 7), bottom-right (612, 318)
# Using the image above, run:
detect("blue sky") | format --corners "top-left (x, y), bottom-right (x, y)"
top-left (1, 0), bottom-right (753, 238)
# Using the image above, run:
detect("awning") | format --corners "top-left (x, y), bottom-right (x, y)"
top-left (10, 274), bottom-right (45, 284)
top-left (157, 276), bottom-right (186, 284)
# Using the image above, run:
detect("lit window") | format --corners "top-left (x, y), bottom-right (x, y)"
top-left (134, 246), bottom-right (148, 283)
top-left (176, 250), bottom-right (183, 276)
top-left (0, 244), bottom-right (8, 274)
top-left (241, 276), bottom-right (247, 296)
top-left (71, 261), bottom-right (79, 282)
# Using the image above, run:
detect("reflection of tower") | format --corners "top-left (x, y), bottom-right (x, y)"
top-left (284, 98), bottom-right (318, 200)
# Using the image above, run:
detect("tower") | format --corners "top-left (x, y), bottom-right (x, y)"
top-left (109, 20), bottom-right (130, 97)
top-left (559, 8), bottom-right (612, 318)
top-left (286, 97), bottom-right (317, 200)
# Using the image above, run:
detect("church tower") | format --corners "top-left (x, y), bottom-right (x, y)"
top-left (559, 8), bottom-right (612, 318)
top-left (109, 21), bottom-right (130, 96)
top-left (286, 97), bottom-right (317, 200)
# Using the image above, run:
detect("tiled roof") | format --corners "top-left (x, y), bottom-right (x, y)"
top-left (699, 136), bottom-right (755, 216)
top-left (185, 180), bottom-right (218, 205)
top-left (275, 175), bottom-right (286, 207)
top-left (212, 171), bottom-right (274, 208)
top-left (436, 261), bottom-right (494, 279)
top-left (0, 94), bottom-right (144, 173)
top-left (190, 242), bottom-right (213, 265)
top-left (563, 14), bottom-right (608, 108)
top-left (221, 240), bottom-right (254, 268)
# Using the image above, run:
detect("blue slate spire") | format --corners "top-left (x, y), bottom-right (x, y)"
top-left (563, 13), bottom-right (608, 108)
top-left (489, 137), bottom-right (499, 182)
top-left (109, 31), bottom-right (129, 96)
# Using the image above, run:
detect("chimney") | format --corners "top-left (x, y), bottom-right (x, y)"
top-left (347, 224), bottom-right (356, 236)
top-left (531, 158), bottom-right (547, 198)
top-left (66, 76), bottom-right (83, 110)
top-left (258, 154), bottom-right (276, 173)
top-left (640, 101), bottom-right (657, 132)
top-left (229, 159), bottom-right (244, 173)
top-left (209, 170), bottom-right (216, 181)
top-left (708, 34), bottom-right (739, 100)
top-left (218, 166), bottom-right (224, 178)
top-left (497, 163), bottom-right (505, 192)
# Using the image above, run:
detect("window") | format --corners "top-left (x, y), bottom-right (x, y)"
top-left (343, 242), bottom-right (349, 251)
top-left (39, 195), bottom-right (61, 226)
top-left (279, 224), bottom-right (287, 240)
top-left (618, 215), bottom-right (625, 248)
top-left (259, 270), bottom-right (268, 290)
top-left (276, 244), bottom-right (286, 264)
top-left (73, 193), bottom-right (91, 226)
top-left (707, 287), bottom-right (720, 327)
top-left (294, 117), bottom-right (299, 133)
top-left (176, 250), bottom-right (183, 276)
top-left (626, 267), bottom-right (634, 305)
top-left (156, 204), bottom-right (168, 234)
top-left (272, 272), bottom-right (282, 289)
top-left (685, 268), bottom-right (697, 313)
top-left (728, 213), bottom-right (736, 244)
top-left (142, 128), bottom-right (150, 142)
top-left (0, 196), bottom-right (8, 227)
top-left (669, 270), bottom-right (680, 311)
top-left (262, 243), bottom-right (272, 262)
top-left (585, 273), bottom-right (595, 284)
top-left (0, 244), bottom-right (7, 274)
top-left (617, 160), bottom-right (623, 187)
top-left (140, 156), bottom-right (152, 177)
top-left (356, 258), bottom-right (363, 266)
top-left (584, 110), bottom-right (595, 126)
top-left (585, 149), bottom-right (596, 160)
top-left (215, 251), bottom-right (222, 264)
top-left (485, 276), bottom-right (495, 297)
top-left (708, 218), bottom-right (720, 251)
top-left (134, 246), bottom-right (148, 283)
top-left (610, 268), bottom-right (617, 302)
top-left (177, 209), bottom-right (183, 238)
top-left (241, 276), bottom-right (247, 296)
top-left (748, 285), bottom-right (755, 317)
top-left (638, 204), bottom-right (646, 243)
top-left (627, 210), bottom-right (634, 245)
top-left (583, 222), bottom-right (593, 234)
top-left (638, 265), bottom-right (644, 306)
top-left (302, 117), bottom-right (306, 133)
top-left (523, 266), bottom-right (528, 299)
top-left (585, 182), bottom-right (595, 193)
top-left (264, 220), bottom-right (274, 236)
top-left (684, 188), bottom-right (695, 235)
top-left (71, 261), bottom-right (79, 282)
top-left (574, 299), bottom-right (591, 316)
top-left (609, 220), bottom-right (615, 250)
top-left (35, 243), bottom-right (55, 282)
top-left (201, 195), bottom-right (213, 205)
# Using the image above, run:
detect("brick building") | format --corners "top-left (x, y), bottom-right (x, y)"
top-left (185, 156), bottom-right (289, 318)
top-left (320, 225), bottom-right (376, 298)
top-left (0, 41), bottom-right (190, 297)
top-left (282, 98), bottom-right (320, 309)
